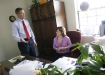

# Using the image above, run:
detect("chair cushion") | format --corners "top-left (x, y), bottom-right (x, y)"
top-left (66, 31), bottom-right (82, 58)
top-left (67, 31), bottom-right (81, 44)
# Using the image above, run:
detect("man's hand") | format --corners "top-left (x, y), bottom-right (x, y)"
top-left (34, 42), bottom-right (37, 46)
top-left (20, 37), bottom-right (28, 43)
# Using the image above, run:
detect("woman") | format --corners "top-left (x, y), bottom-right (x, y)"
top-left (53, 26), bottom-right (72, 61)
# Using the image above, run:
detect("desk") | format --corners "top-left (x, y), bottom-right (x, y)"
top-left (1, 54), bottom-right (52, 75)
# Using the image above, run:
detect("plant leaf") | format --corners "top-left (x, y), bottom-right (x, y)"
top-left (81, 67), bottom-right (92, 75)
top-left (72, 43), bottom-right (82, 47)
top-left (67, 72), bottom-right (69, 75)
top-left (101, 56), bottom-right (105, 62)
top-left (41, 69), bottom-right (47, 75)
top-left (89, 70), bottom-right (102, 75)
top-left (91, 56), bottom-right (96, 60)
top-left (80, 45), bottom-right (89, 58)
top-left (90, 43), bottom-right (104, 55)
top-left (47, 64), bottom-right (55, 69)
top-left (78, 54), bottom-right (83, 64)
top-left (96, 56), bottom-right (103, 62)
top-left (88, 60), bottom-right (102, 72)
top-left (74, 70), bottom-right (81, 75)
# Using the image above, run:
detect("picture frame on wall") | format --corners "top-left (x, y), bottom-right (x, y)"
top-left (9, 15), bottom-right (16, 22)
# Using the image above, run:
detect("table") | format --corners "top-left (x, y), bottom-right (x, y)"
top-left (1, 54), bottom-right (52, 75)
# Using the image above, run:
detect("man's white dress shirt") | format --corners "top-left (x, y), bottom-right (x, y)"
top-left (12, 18), bottom-right (36, 42)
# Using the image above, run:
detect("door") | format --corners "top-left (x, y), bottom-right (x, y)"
top-left (37, 40), bottom-right (44, 56)
top-left (41, 18), bottom-right (57, 40)
top-left (32, 21), bottom-right (42, 40)
top-left (43, 48), bottom-right (54, 57)
top-left (40, 4), bottom-right (48, 19)
top-left (46, 1), bottom-right (55, 17)
top-left (30, 7), bottom-right (41, 20)
top-left (43, 40), bottom-right (54, 57)
top-left (30, 8), bottom-right (37, 20)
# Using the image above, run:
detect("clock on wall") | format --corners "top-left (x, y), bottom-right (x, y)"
top-left (80, 1), bottom-right (89, 11)
top-left (9, 15), bottom-right (16, 22)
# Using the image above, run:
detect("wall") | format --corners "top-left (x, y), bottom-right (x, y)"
top-left (58, 0), bottom-right (78, 30)
top-left (0, 0), bottom-right (34, 62)
top-left (57, 0), bottom-right (95, 44)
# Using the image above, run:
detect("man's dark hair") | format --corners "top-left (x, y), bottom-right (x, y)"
top-left (15, 8), bottom-right (23, 14)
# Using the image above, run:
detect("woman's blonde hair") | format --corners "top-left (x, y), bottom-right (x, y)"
top-left (56, 26), bottom-right (66, 37)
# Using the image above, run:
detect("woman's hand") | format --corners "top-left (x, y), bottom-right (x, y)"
top-left (56, 47), bottom-right (67, 51)
top-left (59, 47), bottom-right (67, 50)
top-left (56, 48), bottom-right (60, 51)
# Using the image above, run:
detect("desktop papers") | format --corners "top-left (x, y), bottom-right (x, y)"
top-left (8, 55), bottom-right (25, 63)
top-left (44, 57), bottom-right (77, 73)
top-left (9, 60), bottom-right (43, 75)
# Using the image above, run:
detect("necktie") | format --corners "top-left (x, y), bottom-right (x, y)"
top-left (22, 20), bottom-right (30, 39)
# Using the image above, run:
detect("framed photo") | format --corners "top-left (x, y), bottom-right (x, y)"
top-left (9, 15), bottom-right (16, 22)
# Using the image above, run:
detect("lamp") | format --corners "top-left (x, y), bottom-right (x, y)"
top-left (80, 1), bottom-right (89, 11)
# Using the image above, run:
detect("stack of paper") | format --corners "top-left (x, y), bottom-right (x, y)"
top-left (44, 57), bottom-right (77, 73)
top-left (9, 63), bottom-right (35, 75)
top-left (52, 57), bottom-right (77, 73)
top-left (13, 60), bottom-right (43, 69)
top-left (9, 60), bottom-right (43, 75)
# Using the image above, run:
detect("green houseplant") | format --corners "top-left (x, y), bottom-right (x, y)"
top-left (70, 43), bottom-right (105, 75)
top-left (30, 0), bottom-right (39, 8)
top-left (40, 65), bottom-right (66, 75)
top-left (39, 43), bottom-right (105, 75)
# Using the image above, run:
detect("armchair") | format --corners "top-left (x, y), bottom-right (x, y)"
top-left (66, 31), bottom-right (81, 58)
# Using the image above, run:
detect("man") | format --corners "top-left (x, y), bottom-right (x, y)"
top-left (12, 7), bottom-right (37, 57)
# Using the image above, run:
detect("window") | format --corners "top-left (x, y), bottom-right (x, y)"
top-left (76, 0), bottom-right (105, 35)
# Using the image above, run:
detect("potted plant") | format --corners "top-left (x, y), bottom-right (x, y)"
top-left (30, 0), bottom-right (39, 8)
top-left (40, 65), bottom-right (66, 75)
top-left (38, 43), bottom-right (105, 75)
top-left (70, 43), bottom-right (105, 75)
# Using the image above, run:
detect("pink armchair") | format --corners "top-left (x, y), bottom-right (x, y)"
top-left (66, 31), bottom-right (81, 58)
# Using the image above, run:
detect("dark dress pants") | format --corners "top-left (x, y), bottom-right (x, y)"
top-left (18, 37), bottom-right (36, 57)
top-left (53, 51), bottom-right (70, 62)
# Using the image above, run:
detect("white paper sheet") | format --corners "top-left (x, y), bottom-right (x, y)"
top-left (9, 63), bottom-right (35, 75)
top-left (9, 60), bottom-right (43, 75)
top-left (13, 60), bottom-right (43, 69)
top-left (52, 57), bottom-right (77, 73)
top-left (9, 69), bottom-right (35, 75)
